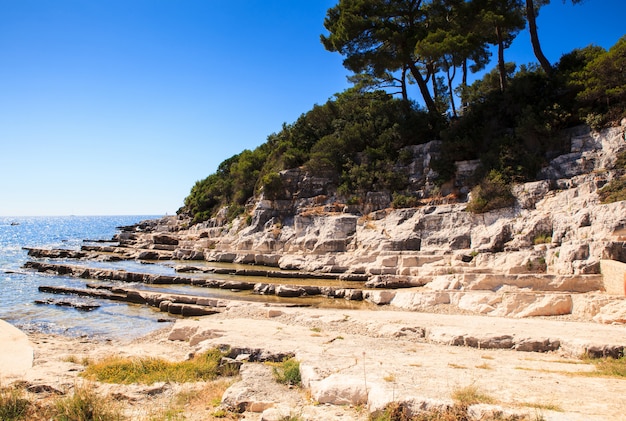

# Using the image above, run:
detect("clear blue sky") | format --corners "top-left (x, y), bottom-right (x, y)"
top-left (0, 0), bottom-right (623, 216)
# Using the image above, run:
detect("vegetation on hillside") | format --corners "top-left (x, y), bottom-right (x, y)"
top-left (182, 89), bottom-right (438, 223)
top-left (180, 0), bottom-right (626, 223)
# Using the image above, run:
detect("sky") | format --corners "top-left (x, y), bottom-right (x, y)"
top-left (0, 0), bottom-right (624, 216)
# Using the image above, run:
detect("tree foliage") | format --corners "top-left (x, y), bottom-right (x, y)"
top-left (572, 36), bottom-right (626, 117)
top-left (322, 0), bottom-right (530, 117)
top-left (180, 3), bottom-right (626, 224)
top-left (321, 0), bottom-right (440, 115)
top-left (181, 89), bottom-right (435, 222)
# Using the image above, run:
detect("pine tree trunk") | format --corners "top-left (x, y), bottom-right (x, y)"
top-left (496, 26), bottom-right (507, 91)
top-left (407, 62), bottom-right (439, 115)
top-left (525, 0), bottom-right (552, 74)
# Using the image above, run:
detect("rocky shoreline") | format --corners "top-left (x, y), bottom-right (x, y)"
top-left (3, 122), bottom-right (626, 420)
top-left (22, 125), bottom-right (626, 323)
top-left (3, 301), bottom-right (626, 420)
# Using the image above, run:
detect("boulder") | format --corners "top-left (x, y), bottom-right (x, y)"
top-left (390, 291), bottom-right (450, 311)
top-left (152, 234), bottom-right (179, 245)
top-left (310, 374), bottom-right (368, 405)
top-left (593, 300), bottom-right (626, 324)
top-left (364, 290), bottom-right (396, 305)
top-left (491, 293), bottom-right (573, 318)
top-left (167, 322), bottom-right (198, 341)
top-left (222, 364), bottom-right (280, 413)
top-left (514, 338), bottom-right (560, 353)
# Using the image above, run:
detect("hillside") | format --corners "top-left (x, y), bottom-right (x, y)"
top-left (179, 37), bottom-right (626, 227)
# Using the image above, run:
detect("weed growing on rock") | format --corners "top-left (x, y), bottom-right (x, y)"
top-left (452, 384), bottom-right (495, 405)
top-left (520, 402), bottom-right (563, 412)
top-left (369, 400), bottom-right (537, 420)
top-left (271, 358), bottom-right (301, 386)
top-left (277, 411), bottom-right (304, 421)
top-left (586, 356), bottom-right (626, 377)
top-left (447, 363), bottom-right (467, 369)
top-left (532, 233), bottom-right (552, 245)
top-left (0, 386), bottom-right (31, 420)
top-left (55, 384), bottom-right (123, 421)
top-left (146, 380), bottom-right (237, 421)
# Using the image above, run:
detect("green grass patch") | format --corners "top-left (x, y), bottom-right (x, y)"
top-left (81, 348), bottom-right (238, 385)
top-left (452, 384), bottom-right (495, 405)
top-left (587, 356), bottom-right (626, 378)
top-left (270, 358), bottom-right (301, 386)
top-left (533, 233), bottom-right (552, 245)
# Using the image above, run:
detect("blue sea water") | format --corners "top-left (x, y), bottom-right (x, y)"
top-left (0, 215), bottom-right (166, 339)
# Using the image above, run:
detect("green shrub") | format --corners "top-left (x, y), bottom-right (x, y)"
top-left (271, 358), bottom-right (301, 386)
top-left (261, 171), bottom-right (284, 200)
top-left (533, 233), bottom-right (552, 245)
top-left (392, 193), bottom-right (421, 209)
top-left (466, 171), bottom-right (516, 213)
top-left (598, 176), bottom-right (626, 204)
top-left (614, 151), bottom-right (626, 170)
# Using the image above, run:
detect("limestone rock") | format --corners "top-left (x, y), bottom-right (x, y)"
top-left (364, 290), bottom-right (396, 305)
top-left (222, 363), bottom-right (298, 413)
top-left (514, 338), bottom-right (560, 352)
top-left (593, 300), bottom-right (626, 324)
top-left (455, 292), bottom-right (500, 314)
top-left (310, 374), bottom-right (368, 405)
top-left (390, 291), bottom-right (450, 310)
top-left (167, 322), bottom-right (198, 341)
top-left (491, 293), bottom-right (573, 318)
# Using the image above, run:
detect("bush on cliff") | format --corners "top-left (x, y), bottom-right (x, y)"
top-left (599, 150), bottom-right (626, 204)
top-left (571, 36), bottom-right (626, 125)
top-left (466, 170), bottom-right (516, 213)
top-left (181, 88), bottom-right (436, 223)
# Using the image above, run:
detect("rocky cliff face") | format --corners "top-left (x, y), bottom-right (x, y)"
top-left (138, 122), bottom-right (626, 322)
top-left (179, 123), bottom-right (626, 268)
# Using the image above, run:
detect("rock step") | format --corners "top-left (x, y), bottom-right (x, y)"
top-left (368, 288), bottom-right (626, 323)
top-left (25, 261), bottom-right (624, 321)
top-left (175, 264), bottom-right (368, 282)
top-left (34, 298), bottom-right (100, 311)
top-left (24, 261), bottom-right (193, 284)
top-left (38, 285), bottom-right (222, 317)
top-left (23, 261), bottom-right (368, 300)
top-left (80, 245), bottom-right (175, 260)
top-left (417, 272), bottom-right (604, 293)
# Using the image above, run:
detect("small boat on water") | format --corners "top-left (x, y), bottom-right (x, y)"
top-left (10, 221), bottom-right (20, 226)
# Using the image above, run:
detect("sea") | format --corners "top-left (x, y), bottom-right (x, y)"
top-left (0, 215), bottom-right (168, 339)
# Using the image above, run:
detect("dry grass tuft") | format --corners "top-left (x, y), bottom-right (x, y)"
top-left (81, 348), bottom-right (237, 385)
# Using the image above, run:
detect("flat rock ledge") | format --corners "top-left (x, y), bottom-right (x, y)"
top-left (167, 303), bottom-right (626, 421)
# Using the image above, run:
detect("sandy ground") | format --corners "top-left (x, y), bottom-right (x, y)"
top-left (2, 302), bottom-right (626, 420)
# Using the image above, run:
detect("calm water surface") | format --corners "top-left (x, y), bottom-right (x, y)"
top-left (0, 215), bottom-right (375, 340)
top-left (0, 215), bottom-right (164, 339)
